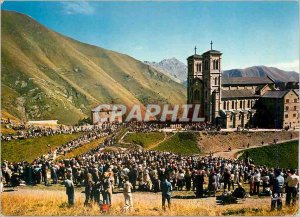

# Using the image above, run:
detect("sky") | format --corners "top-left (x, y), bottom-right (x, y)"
top-left (2, 1), bottom-right (299, 72)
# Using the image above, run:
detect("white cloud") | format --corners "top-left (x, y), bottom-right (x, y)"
top-left (61, 1), bottom-right (95, 15)
top-left (268, 59), bottom-right (299, 73)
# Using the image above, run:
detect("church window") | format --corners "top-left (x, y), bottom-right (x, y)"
top-left (213, 60), bottom-right (216, 69)
top-left (232, 101), bottom-right (235, 109)
top-left (239, 101), bottom-right (242, 109)
top-left (216, 60), bottom-right (219, 70)
top-left (215, 77), bottom-right (218, 85)
top-left (223, 101), bottom-right (227, 110)
top-left (247, 100), bottom-right (250, 108)
top-left (199, 63), bottom-right (202, 72)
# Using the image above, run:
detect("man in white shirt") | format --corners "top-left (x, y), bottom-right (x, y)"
top-left (123, 176), bottom-right (133, 210)
top-left (253, 170), bottom-right (261, 195)
top-left (285, 169), bottom-right (299, 206)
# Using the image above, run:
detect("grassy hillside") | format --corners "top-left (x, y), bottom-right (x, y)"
top-left (153, 132), bottom-right (200, 155)
top-left (123, 132), bottom-right (165, 149)
top-left (1, 133), bottom-right (83, 162)
top-left (239, 140), bottom-right (298, 169)
top-left (1, 10), bottom-right (186, 124)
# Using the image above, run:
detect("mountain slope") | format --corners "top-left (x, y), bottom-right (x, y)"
top-left (144, 58), bottom-right (187, 83)
top-left (1, 10), bottom-right (186, 124)
top-left (222, 66), bottom-right (299, 83)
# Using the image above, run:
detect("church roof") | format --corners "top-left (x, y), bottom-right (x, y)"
top-left (222, 77), bottom-right (274, 86)
top-left (293, 89), bottom-right (299, 95)
top-left (221, 89), bottom-right (257, 99)
top-left (262, 90), bottom-right (289, 98)
top-left (202, 49), bottom-right (222, 55)
top-left (187, 54), bottom-right (202, 60)
top-left (255, 84), bottom-right (267, 92)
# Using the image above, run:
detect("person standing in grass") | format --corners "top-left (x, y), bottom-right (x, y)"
top-left (184, 168), bottom-right (192, 191)
top-left (253, 169), bottom-right (261, 195)
top-left (161, 175), bottom-right (172, 211)
top-left (84, 169), bottom-right (94, 206)
top-left (123, 176), bottom-right (133, 210)
top-left (65, 173), bottom-right (75, 206)
top-left (102, 172), bottom-right (112, 206)
top-left (270, 169), bottom-right (284, 211)
top-left (285, 169), bottom-right (299, 206)
top-left (195, 170), bottom-right (205, 198)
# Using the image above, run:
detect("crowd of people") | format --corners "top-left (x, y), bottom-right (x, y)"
top-left (1, 121), bottom-right (105, 142)
top-left (0, 121), bottom-right (298, 212)
top-left (1, 124), bottom-right (120, 188)
top-left (1, 145), bottom-right (298, 211)
top-left (125, 122), bottom-right (219, 133)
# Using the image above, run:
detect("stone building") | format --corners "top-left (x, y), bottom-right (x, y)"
top-left (187, 44), bottom-right (299, 129)
top-left (255, 89), bottom-right (299, 129)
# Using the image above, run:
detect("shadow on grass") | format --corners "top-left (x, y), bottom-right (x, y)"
top-left (172, 195), bottom-right (206, 199)
top-left (3, 189), bottom-right (15, 192)
top-left (222, 208), bottom-right (262, 215)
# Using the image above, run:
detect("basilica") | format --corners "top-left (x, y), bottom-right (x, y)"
top-left (187, 43), bottom-right (299, 129)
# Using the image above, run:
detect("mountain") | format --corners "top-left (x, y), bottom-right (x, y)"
top-left (222, 66), bottom-right (299, 83)
top-left (1, 10), bottom-right (186, 125)
top-left (145, 58), bottom-right (299, 85)
top-left (144, 58), bottom-right (187, 83)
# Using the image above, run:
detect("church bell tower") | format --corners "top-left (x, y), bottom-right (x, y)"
top-left (187, 46), bottom-right (204, 118)
top-left (187, 42), bottom-right (222, 123)
top-left (202, 41), bottom-right (222, 123)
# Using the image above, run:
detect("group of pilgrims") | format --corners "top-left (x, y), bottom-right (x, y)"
top-left (1, 119), bottom-right (106, 142)
top-left (1, 122), bottom-right (299, 212)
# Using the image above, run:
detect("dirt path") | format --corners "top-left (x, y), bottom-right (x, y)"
top-left (148, 132), bottom-right (176, 150)
top-left (118, 131), bottom-right (132, 145)
top-left (118, 131), bottom-right (176, 150)
top-left (212, 138), bottom-right (298, 159)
